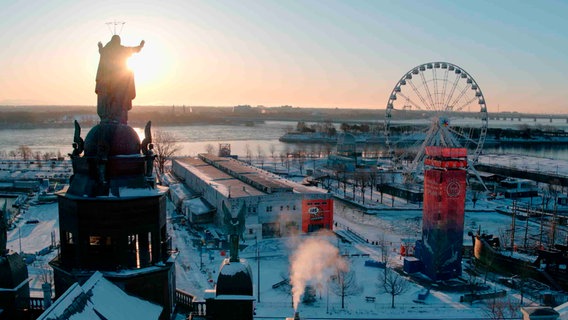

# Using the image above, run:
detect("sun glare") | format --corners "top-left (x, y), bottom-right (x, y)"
top-left (127, 46), bottom-right (168, 86)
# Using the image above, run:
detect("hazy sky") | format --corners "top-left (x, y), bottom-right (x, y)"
top-left (0, 0), bottom-right (566, 114)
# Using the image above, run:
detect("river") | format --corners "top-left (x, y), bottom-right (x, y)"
top-left (0, 120), bottom-right (567, 160)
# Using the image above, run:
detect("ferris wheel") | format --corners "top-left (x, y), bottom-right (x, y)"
top-left (384, 62), bottom-right (488, 181)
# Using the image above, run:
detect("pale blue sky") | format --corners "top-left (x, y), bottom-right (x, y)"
top-left (0, 0), bottom-right (566, 114)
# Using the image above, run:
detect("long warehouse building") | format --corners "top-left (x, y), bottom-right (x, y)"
top-left (171, 154), bottom-right (333, 239)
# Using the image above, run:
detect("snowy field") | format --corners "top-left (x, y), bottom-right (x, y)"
top-left (6, 195), bottom-right (539, 319)
top-left (168, 196), bottom-right (540, 319)
top-left (5, 152), bottom-right (568, 318)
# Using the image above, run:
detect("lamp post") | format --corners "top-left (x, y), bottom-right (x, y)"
top-left (256, 236), bottom-right (261, 303)
top-left (199, 242), bottom-right (203, 271)
top-left (326, 281), bottom-right (329, 314)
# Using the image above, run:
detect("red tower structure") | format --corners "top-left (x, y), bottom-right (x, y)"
top-left (419, 146), bottom-right (467, 281)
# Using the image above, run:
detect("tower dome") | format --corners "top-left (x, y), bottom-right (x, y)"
top-left (83, 123), bottom-right (140, 157)
top-left (215, 259), bottom-right (253, 296)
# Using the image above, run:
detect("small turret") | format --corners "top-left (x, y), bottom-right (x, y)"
top-left (0, 200), bottom-right (7, 256)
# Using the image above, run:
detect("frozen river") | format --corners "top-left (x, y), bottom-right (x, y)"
top-left (1, 120), bottom-right (568, 160)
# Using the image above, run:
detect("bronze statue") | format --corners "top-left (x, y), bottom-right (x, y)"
top-left (95, 35), bottom-right (144, 124)
top-left (140, 121), bottom-right (152, 155)
top-left (222, 201), bottom-right (246, 262)
top-left (71, 120), bottom-right (84, 157)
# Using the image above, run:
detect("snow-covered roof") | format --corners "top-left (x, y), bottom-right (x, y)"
top-left (184, 197), bottom-right (215, 215)
top-left (178, 154), bottom-right (328, 196)
top-left (219, 260), bottom-right (250, 277)
top-left (555, 300), bottom-right (568, 320)
top-left (37, 271), bottom-right (162, 320)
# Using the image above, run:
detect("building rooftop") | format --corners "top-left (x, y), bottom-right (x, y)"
top-left (173, 155), bottom-right (327, 199)
top-left (199, 153), bottom-right (294, 193)
top-left (38, 271), bottom-right (162, 320)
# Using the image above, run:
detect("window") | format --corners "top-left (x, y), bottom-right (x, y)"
top-left (89, 236), bottom-right (102, 246)
top-left (266, 206), bottom-right (273, 212)
top-left (293, 205), bottom-right (296, 210)
top-left (65, 232), bottom-right (74, 245)
top-left (128, 234), bottom-right (140, 268)
top-left (89, 235), bottom-right (110, 246)
top-left (148, 232), bottom-right (153, 263)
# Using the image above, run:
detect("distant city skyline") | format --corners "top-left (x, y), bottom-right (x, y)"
top-left (0, 0), bottom-right (566, 114)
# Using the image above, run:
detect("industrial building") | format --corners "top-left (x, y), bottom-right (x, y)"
top-left (171, 154), bottom-right (333, 239)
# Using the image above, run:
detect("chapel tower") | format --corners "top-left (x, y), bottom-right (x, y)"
top-left (49, 34), bottom-right (176, 319)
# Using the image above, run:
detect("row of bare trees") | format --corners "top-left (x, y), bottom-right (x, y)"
top-left (0, 146), bottom-right (63, 161)
top-left (328, 165), bottom-right (393, 204)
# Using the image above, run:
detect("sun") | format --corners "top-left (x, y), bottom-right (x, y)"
top-left (127, 45), bottom-right (168, 86)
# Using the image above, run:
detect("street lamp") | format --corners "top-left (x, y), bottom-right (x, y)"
top-left (326, 279), bottom-right (329, 314)
top-left (256, 236), bottom-right (261, 303)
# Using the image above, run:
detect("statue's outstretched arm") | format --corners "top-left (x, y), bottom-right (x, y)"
top-left (132, 40), bottom-right (145, 53)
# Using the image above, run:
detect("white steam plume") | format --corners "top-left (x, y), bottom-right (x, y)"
top-left (289, 236), bottom-right (347, 311)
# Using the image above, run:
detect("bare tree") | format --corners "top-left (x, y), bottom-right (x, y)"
top-left (245, 143), bottom-right (252, 164)
top-left (542, 183), bottom-right (559, 211)
top-left (8, 150), bottom-right (17, 159)
top-left (330, 266), bottom-right (361, 309)
top-left (42, 152), bottom-right (55, 161)
top-left (497, 227), bottom-right (512, 252)
top-left (256, 145), bottom-right (264, 169)
top-left (377, 173), bottom-right (388, 204)
top-left (153, 130), bottom-right (181, 174)
top-left (355, 171), bottom-right (370, 204)
top-left (378, 235), bottom-right (390, 267)
top-left (380, 269), bottom-right (409, 308)
top-left (368, 168), bottom-right (377, 202)
top-left (465, 272), bottom-right (482, 305)
top-left (268, 144), bottom-right (276, 159)
top-left (205, 143), bottom-right (215, 154)
top-left (295, 146), bottom-right (306, 175)
top-left (18, 145), bottom-right (32, 160)
top-left (35, 151), bottom-right (43, 168)
top-left (483, 297), bottom-right (521, 320)
top-left (38, 262), bottom-right (53, 284)
top-left (275, 273), bottom-right (294, 308)
top-left (320, 174), bottom-right (332, 190)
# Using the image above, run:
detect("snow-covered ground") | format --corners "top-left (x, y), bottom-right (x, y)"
top-left (159, 196), bottom-right (547, 319)
top-left (5, 153), bottom-right (568, 318)
top-left (479, 154), bottom-right (568, 176)
top-left (7, 191), bottom-right (539, 319)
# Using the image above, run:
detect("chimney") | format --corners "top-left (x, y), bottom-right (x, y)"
top-left (42, 282), bottom-right (52, 308)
